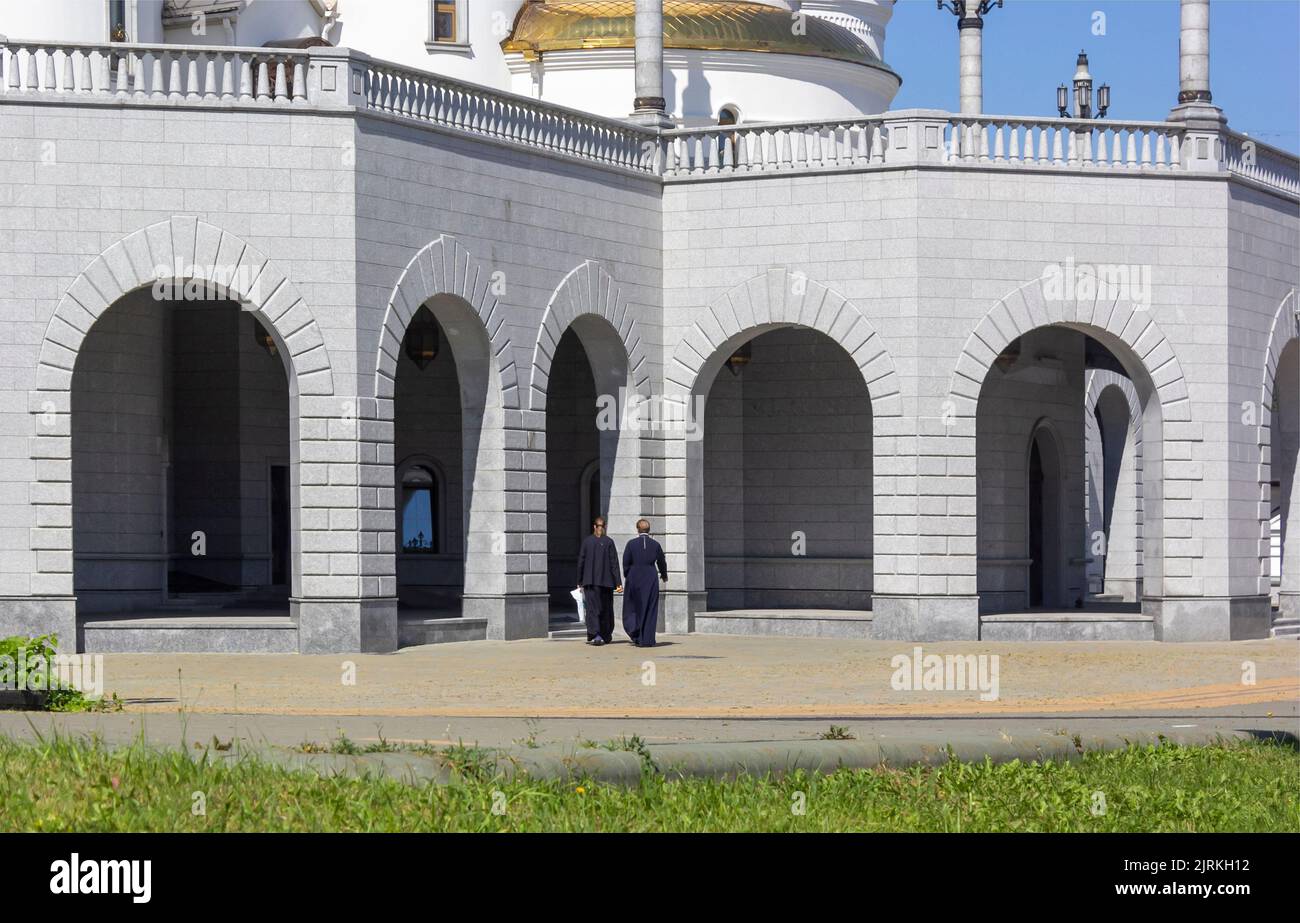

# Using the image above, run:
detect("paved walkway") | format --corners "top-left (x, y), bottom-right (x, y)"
top-left (65, 634), bottom-right (1300, 718)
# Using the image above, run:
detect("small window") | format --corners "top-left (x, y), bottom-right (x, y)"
top-left (108, 0), bottom-right (128, 42)
top-left (401, 465), bottom-right (439, 553)
top-left (431, 0), bottom-right (459, 43)
top-left (718, 105), bottom-right (740, 126)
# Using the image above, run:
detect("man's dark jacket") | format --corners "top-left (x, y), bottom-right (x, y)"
top-left (576, 534), bottom-right (621, 587)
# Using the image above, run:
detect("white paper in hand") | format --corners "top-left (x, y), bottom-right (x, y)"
top-left (570, 587), bottom-right (586, 625)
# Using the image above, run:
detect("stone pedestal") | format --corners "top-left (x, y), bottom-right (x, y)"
top-left (463, 593), bottom-right (549, 640)
top-left (1150, 595), bottom-right (1271, 641)
top-left (295, 597), bottom-right (397, 654)
top-left (871, 595), bottom-right (980, 641)
top-left (0, 597), bottom-right (77, 651)
top-left (662, 589), bottom-right (705, 635)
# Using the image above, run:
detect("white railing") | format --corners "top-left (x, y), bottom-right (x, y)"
top-left (0, 39), bottom-right (310, 103)
top-left (359, 59), bottom-right (656, 174)
top-left (944, 116), bottom-right (1184, 171)
top-left (1224, 132), bottom-right (1300, 198)
top-left (1, 38), bottom-right (1296, 196)
top-left (660, 117), bottom-right (888, 177)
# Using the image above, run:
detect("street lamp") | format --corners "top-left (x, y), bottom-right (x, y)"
top-left (1058, 51), bottom-right (1110, 119)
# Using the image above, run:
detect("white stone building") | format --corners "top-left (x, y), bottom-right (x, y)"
top-left (0, 0), bottom-right (1295, 653)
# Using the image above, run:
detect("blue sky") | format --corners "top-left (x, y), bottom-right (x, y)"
top-left (886, 0), bottom-right (1300, 152)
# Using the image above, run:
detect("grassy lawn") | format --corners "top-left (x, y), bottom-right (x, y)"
top-left (1, 735), bottom-right (1296, 832)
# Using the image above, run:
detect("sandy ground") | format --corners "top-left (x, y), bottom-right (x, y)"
top-left (74, 634), bottom-right (1300, 718)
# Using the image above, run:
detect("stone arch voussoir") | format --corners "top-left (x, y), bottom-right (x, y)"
top-left (374, 234), bottom-right (517, 415)
top-left (666, 268), bottom-right (902, 418)
top-left (949, 276), bottom-right (1191, 425)
top-left (528, 260), bottom-right (650, 412)
top-left (29, 216), bottom-right (336, 601)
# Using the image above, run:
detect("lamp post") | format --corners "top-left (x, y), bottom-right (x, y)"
top-left (937, 0), bottom-right (1003, 116)
top-left (1056, 51), bottom-right (1109, 119)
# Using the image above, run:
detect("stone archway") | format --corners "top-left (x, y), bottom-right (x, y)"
top-left (949, 274), bottom-right (1199, 638)
top-left (661, 268), bottom-right (902, 633)
top-left (375, 235), bottom-right (545, 640)
top-left (29, 217), bottom-right (341, 648)
top-left (1262, 291), bottom-right (1299, 619)
top-left (531, 261), bottom-right (648, 617)
top-left (1084, 370), bottom-right (1144, 601)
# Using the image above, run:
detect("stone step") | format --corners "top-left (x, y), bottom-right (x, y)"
top-left (398, 616), bottom-right (488, 647)
top-left (1271, 617), bottom-right (1300, 638)
top-left (695, 609), bottom-right (873, 640)
top-left (79, 614), bottom-right (298, 653)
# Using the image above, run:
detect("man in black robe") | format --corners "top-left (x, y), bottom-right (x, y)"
top-left (576, 516), bottom-right (621, 645)
top-left (622, 518), bottom-right (668, 647)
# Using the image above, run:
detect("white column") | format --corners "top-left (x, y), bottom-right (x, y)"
top-left (958, 17), bottom-right (983, 115)
top-left (632, 0), bottom-right (665, 118)
top-left (1169, 0), bottom-right (1224, 125)
top-left (629, 0), bottom-right (672, 128)
top-left (1178, 0), bottom-right (1212, 104)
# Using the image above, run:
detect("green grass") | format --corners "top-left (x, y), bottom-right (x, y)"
top-left (1, 734), bottom-right (1296, 832)
top-left (0, 634), bottom-right (122, 713)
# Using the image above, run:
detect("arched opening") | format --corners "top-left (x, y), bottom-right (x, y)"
top-left (698, 326), bottom-right (873, 627)
top-left (71, 287), bottom-right (293, 621)
top-left (546, 329), bottom-right (601, 607)
top-left (1087, 380), bottom-right (1142, 601)
top-left (976, 325), bottom-right (1163, 632)
top-left (1271, 338), bottom-right (1300, 624)
top-left (1027, 422), bottom-right (1064, 607)
top-left (542, 317), bottom-right (639, 633)
top-left (393, 295), bottom-right (505, 629)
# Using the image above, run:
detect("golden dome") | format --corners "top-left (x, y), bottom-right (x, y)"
top-left (501, 1), bottom-right (897, 74)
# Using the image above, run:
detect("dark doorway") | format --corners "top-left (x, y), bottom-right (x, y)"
top-left (270, 464), bottom-right (290, 587)
top-left (1029, 439), bottom-right (1044, 607)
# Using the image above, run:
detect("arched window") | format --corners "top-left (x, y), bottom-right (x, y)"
top-left (717, 105), bottom-right (741, 166)
top-left (401, 463), bottom-right (440, 553)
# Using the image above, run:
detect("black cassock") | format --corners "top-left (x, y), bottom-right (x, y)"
top-left (622, 533), bottom-right (667, 646)
top-left (576, 534), bottom-right (621, 643)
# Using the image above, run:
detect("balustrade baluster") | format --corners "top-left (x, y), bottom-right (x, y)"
top-left (42, 47), bottom-right (55, 92)
top-left (202, 53), bottom-right (216, 100)
top-left (237, 54), bottom-right (252, 102)
top-left (1140, 131), bottom-right (1152, 167)
top-left (167, 53), bottom-right (182, 100)
top-left (79, 49), bottom-right (92, 93)
top-left (292, 58), bottom-right (306, 102)
top-left (97, 49), bottom-right (111, 94)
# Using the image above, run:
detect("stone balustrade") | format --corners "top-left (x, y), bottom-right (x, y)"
top-left (660, 118), bottom-right (889, 177)
top-left (356, 57), bottom-right (656, 175)
top-left (0, 37), bottom-right (1295, 197)
top-left (944, 116), bottom-right (1184, 171)
top-left (1224, 132), bottom-right (1300, 198)
top-left (0, 39), bottom-right (310, 103)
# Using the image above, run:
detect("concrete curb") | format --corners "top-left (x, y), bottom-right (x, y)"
top-left (216, 728), bottom-right (1294, 787)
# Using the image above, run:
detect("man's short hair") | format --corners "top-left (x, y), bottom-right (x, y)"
top-left (636, 518), bottom-right (651, 533)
